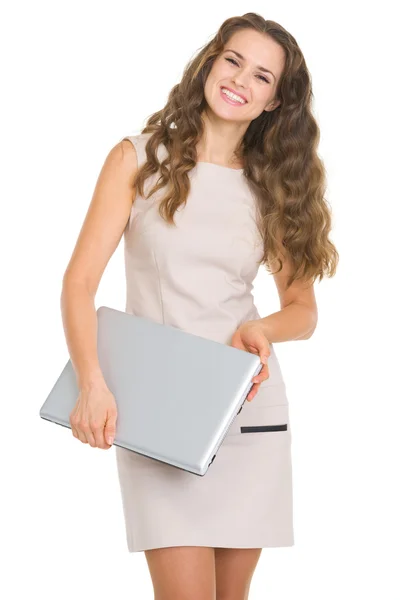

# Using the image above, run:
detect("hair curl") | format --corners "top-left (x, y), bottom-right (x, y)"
top-left (129, 12), bottom-right (339, 290)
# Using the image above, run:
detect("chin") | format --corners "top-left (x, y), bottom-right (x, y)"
top-left (206, 103), bottom-right (242, 123)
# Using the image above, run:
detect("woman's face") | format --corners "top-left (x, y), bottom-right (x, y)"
top-left (204, 29), bottom-right (286, 124)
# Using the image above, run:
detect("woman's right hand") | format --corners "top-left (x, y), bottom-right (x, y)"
top-left (69, 381), bottom-right (118, 449)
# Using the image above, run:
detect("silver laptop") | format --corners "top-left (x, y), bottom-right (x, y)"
top-left (39, 306), bottom-right (263, 476)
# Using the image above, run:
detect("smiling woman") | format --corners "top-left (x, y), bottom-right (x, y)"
top-left (60, 10), bottom-right (338, 599)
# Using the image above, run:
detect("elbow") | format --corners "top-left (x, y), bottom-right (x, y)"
top-left (303, 328), bottom-right (316, 340)
top-left (304, 312), bottom-right (318, 339)
top-left (300, 312), bottom-right (318, 340)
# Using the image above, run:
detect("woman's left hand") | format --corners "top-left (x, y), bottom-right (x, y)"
top-left (230, 320), bottom-right (271, 402)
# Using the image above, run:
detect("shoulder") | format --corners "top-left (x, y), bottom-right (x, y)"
top-left (98, 135), bottom-right (147, 195)
top-left (118, 132), bottom-right (156, 168)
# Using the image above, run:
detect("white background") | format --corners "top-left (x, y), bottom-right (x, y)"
top-left (1, 1), bottom-right (399, 598)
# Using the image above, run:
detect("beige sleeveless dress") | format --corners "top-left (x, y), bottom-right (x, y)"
top-left (115, 132), bottom-right (294, 553)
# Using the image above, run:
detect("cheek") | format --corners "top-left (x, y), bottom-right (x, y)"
top-left (207, 61), bottom-right (229, 86)
top-left (252, 90), bottom-right (271, 112)
top-left (204, 73), bottom-right (222, 103)
top-left (203, 79), bottom-right (215, 105)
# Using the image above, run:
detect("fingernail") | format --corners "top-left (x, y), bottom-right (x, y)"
top-left (107, 437), bottom-right (114, 445)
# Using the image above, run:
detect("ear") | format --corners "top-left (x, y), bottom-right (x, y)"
top-left (264, 100), bottom-right (280, 112)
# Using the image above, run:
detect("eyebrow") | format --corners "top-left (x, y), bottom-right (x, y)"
top-left (224, 48), bottom-right (276, 81)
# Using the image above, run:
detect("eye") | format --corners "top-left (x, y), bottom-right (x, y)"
top-left (224, 57), bottom-right (270, 84)
top-left (225, 57), bottom-right (239, 67)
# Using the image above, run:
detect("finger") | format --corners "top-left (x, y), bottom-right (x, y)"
top-left (252, 363), bottom-right (269, 383)
top-left (78, 422), bottom-right (96, 446)
top-left (92, 421), bottom-right (108, 449)
top-left (86, 426), bottom-right (97, 447)
top-left (247, 382), bottom-right (260, 402)
top-left (70, 413), bottom-right (88, 444)
top-left (104, 413), bottom-right (117, 447)
top-left (71, 426), bottom-right (84, 442)
top-left (260, 349), bottom-right (271, 364)
top-left (75, 429), bottom-right (88, 444)
top-left (253, 346), bottom-right (271, 381)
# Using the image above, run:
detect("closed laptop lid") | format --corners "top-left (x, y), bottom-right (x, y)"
top-left (40, 306), bottom-right (262, 476)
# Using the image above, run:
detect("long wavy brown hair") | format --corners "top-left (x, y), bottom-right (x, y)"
top-left (129, 12), bottom-right (339, 290)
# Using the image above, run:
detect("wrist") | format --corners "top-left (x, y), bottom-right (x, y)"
top-left (77, 371), bottom-right (108, 392)
top-left (253, 317), bottom-right (272, 341)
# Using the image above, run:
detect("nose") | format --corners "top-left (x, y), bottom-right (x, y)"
top-left (232, 72), bottom-right (250, 94)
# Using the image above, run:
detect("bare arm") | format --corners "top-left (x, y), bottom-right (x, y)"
top-left (258, 301), bottom-right (317, 343)
top-left (258, 239), bottom-right (318, 343)
top-left (60, 138), bottom-right (138, 391)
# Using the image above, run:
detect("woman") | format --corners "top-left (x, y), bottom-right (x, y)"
top-left (62, 13), bottom-right (338, 600)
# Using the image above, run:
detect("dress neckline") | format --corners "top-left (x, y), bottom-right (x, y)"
top-left (196, 161), bottom-right (244, 173)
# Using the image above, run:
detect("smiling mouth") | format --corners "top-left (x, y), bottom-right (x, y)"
top-left (220, 87), bottom-right (248, 105)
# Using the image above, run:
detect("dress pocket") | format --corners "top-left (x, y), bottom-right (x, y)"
top-left (224, 403), bottom-right (290, 438)
top-left (240, 423), bottom-right (287, 433)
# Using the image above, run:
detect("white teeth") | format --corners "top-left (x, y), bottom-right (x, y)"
top-left (221, 87), bottom-right (246, 104)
